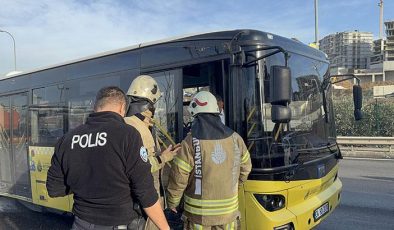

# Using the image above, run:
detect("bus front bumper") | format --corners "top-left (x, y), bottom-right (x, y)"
top-left (288, 177), bottom-right (342, 229)
top-left (244, 177), bottom-right (342, 230)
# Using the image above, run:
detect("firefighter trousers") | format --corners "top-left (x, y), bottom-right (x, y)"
top-left (184, 218), bottom-right (240, 230)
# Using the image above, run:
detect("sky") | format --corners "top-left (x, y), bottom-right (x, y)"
top-left (0, 0), bottom-right (393, 75)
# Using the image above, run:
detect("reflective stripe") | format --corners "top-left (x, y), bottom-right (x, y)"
top-left (173, 156), bottom-right (193, 172)
top-left (226, 220), bottom-right (236, 230)
top-left (184, 195), bottom-right (238, 207)
top-left (195, 178), bottom-right (202, 195)
top-left (194, 224), bottom-right (203, 230)
top-left (192, 137), bottom-right (202, 195)
top-left (167, 195), bottom-right (182, 205)
top-left (232, 134), bottom-right (241, 191)
top-left (149, 155), bottom-right (161, 172)
top-left (241, 151), bottom-right (250, 164)
top-left (184, 202), bottom-right (239, 216)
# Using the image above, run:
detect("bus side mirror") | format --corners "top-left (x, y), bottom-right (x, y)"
top-left (270, 66), bottom-right (292, 123)
top-left (353, 85), bottom-right (363, 121)
top-left (270, 66), bottom-right (292, 104)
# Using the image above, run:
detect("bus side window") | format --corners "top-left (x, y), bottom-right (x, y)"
top-left (31, 85), bottom-right (66, 146)
top-left (66, 75), bottom-right (120, 131)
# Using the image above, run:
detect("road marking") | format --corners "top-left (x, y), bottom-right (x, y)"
top-left (343, 157), bottom-right (394, 161)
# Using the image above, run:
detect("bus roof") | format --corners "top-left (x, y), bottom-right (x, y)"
top-left (2, 29), bottom-right (327, 80)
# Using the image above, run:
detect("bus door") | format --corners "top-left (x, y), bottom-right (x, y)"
top-left (182, 59), bottom-right (229, 134)
top-left (0, 95), bottom-right (13, 194)
top-left (141, 69), bottom-right (183, 191)
top-left (142, 59), bottom-right (229, 144)
top-left (0, 92), bottom-right (30, 198)
top-left (11, 93), bottom-right (30, 198)
top-left (142, 69), bottom-right (183, 145)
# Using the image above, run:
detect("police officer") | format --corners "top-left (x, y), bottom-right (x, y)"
top-left (46, 86), bottom-right (170, 230)
top-left (124, 75), bottom-right (180, 230)
top-left (167, 91), bottom-right (252, 230)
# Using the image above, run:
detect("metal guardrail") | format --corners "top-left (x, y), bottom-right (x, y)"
top-left (337, 136), bottom-right (394, 155)
top-left (337, 136), bottom-right (394, 145)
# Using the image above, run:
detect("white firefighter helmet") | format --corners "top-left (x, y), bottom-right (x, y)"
top-left (127, 75), bottom-right (161, 104)
top-left (188, 91), bottom-right (220, 116)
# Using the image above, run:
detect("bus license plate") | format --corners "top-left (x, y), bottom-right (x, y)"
top-left (314, 202), bottom-right (329, 221)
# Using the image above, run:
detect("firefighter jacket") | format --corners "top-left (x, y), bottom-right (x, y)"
top-left (124, 110), bottom-right (164, 194)
top-left (167, 114), bottom-right (252, 226)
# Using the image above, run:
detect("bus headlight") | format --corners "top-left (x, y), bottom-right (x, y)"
top-left (274, 223), bottom-right (294, 230)
top-left (254, 194), bottom-right (286, 212)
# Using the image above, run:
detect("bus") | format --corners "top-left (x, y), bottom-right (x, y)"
top-left (0, 29), bottom-right (361, 229)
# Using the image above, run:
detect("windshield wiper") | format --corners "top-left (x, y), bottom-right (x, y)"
top-left (292, 143), bottom-right (339, 163)
top-left (283, 152), bottom-right (337, 181)
top-left (251, 163), bottom-right (299, 175)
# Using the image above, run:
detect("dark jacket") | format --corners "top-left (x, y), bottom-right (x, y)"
top-left (46, 111), bottom-right (158, 226)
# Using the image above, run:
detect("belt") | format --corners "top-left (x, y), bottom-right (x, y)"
top-left (73, 216), bottom-right (129, 229)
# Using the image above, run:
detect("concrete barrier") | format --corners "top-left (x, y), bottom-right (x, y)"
top-left (337, 136), bottom-right (394, 159)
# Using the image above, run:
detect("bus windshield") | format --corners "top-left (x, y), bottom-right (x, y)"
top-left (244, 51), bottom-right (337, 170)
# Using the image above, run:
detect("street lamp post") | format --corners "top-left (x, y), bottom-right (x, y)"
top-left (0, 29), bottom-right (17, 71)
top-left (314, 0), bottom-right (319, 49)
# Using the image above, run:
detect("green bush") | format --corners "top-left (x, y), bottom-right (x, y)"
top-left (333, 88), bottom-right (394, 137)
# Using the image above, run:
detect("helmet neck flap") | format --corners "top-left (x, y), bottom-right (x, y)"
top-left (191, 113), bottom-right (233, 140)
top-left (126, 96), bottom-right (155, 117)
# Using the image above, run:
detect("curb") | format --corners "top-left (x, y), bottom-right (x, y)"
top-left (341, 151), bottom-right (393, 159)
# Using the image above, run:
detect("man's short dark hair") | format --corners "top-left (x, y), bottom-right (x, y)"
top-left (94, 86), bottom-right (127, 111)
top-left (215, 94), bottom-right (223, 102)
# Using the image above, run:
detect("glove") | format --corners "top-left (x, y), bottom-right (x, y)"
top-left (160, 144), bottom-right (181, 163)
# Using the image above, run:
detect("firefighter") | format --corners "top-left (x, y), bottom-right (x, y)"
top-left (124, 75), bottom-right (181, 229)
top-left (167, 91), bottom-right (252, 230)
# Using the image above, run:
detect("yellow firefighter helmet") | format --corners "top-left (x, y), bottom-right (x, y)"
top-left (127, 75), bottom-right (161, 104)
top-left (188, 91), bottom-right (220, 116)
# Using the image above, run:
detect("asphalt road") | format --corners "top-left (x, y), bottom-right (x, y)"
top-left (317, 158), bottom-right (394, 230)
top-left (0, 158), bottom-right (393, 230)
top-left (0, 198), bottom-right (73, 229)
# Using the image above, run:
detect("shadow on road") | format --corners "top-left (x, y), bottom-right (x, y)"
top-left (0, 197), bottom-right (73, 230)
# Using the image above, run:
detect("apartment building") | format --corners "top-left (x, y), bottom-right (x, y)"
top-left (319, 31), bottom-right (373, 73)
top-left (385, 20), bottom-right (394, 61)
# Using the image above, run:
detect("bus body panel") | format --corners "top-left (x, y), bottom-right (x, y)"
top-left (286, 165), bottom-right (339, 208)
top-left (287, 165), bottom-right (341, 229)
top-left (242, 164), bottom-right (341, 229)
top-left (290, 179), bottom-right (342, 229)
top-left (29, 146), bottom-right (72, 212)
